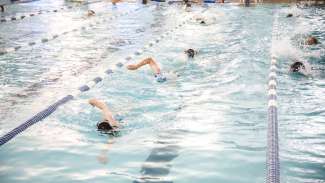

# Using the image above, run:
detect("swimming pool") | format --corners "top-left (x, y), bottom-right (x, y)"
top-left (0, 1), bottom-right (324, 183)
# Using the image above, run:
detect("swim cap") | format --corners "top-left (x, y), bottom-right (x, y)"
top-left (290, 61), bottom-right (305, 72)
top-left (286, 13), bottom-right (293, 18)
top-left (155, 73), bottom-right (167, 83)
top-left (97, 121), bottom-right (113, 131)
top-left (186, 49), bottom-right (195, 58)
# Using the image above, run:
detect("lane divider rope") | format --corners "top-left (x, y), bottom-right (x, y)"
top-left (0, 95), bottom-right (73, 146)
top-left (0, 14), bottom-right (195, 146)
top-left (0, 0), bottom-right (104, 23)
top-left (0, 7), bottom-right (142, 56)
top-left (266, 12), bottom-right (280, 183)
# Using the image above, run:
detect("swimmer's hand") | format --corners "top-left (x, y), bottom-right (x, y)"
top-left (88, 99), bottom-right (97, 107)
top-left (97, 154), bottom-right (108, 164)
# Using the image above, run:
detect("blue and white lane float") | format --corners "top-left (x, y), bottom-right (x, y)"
top-left (0, 7), bottom-right (142, 56)
top-left (0, 15), bottom-right (194, 146)
top-left (267, 13), bottom-right (280, 183)
top-left (0, 0), bottom-right (104, 23)
top-left (0, 0), bottom-right (102, 23)
top-left (0, 6), bottom-right (74, 23)
top-left (267, 57), bottom-right (279, 183)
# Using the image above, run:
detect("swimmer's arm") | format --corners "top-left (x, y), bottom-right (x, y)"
top-left (146, 58), bottom-right (161, 74)
top-left (89, 99), bottom-right (119, 127)
top-left (127, 57), bottom-right (161, 75)
top-left (97, 138), bottom-right (115, 164)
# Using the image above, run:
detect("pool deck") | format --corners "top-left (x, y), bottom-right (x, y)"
top-left (233, 0), bottom-right (325, 4)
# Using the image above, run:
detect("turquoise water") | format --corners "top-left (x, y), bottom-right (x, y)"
top-left (272, 6), bottom-right (325, 183)
top-left (0, 1), bottom-right (324, 183)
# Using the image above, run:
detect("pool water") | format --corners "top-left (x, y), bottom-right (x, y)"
top-left (272, 6), bottom-right (325, 183)
top-left (0, 1), bottom-right (324, 183)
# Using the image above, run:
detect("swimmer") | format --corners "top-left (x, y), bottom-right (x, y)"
top-left (0, 5), bottom-right (4, 12)
top-left (182, 0), bottom-right (193, 10)
top-left (195, 16), bottom-right (207, 24)
top-left (286, 13), bottom-right (293, 18)
top-left (289, 61), bottom-right (311, 76)
top-left (194, 14), bottom-right (217, 25)
top-left (87, 10), bottom-right (95, 16)
top-left (305, 36), bottom-right (318, 45)
top-left (185, 48), bottom-right (197, 58)
top-left (127, 57), bottom-right (167, 83)
top-left (184, 2), bottom-right (192, 11)
top-left (89, 99), bottom-right (120, 132)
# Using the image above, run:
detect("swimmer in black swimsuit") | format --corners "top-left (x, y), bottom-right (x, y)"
top-left (89, 99), bottom-right (120, 132)
top-left (185, 48), bottom-right (197, 58)
top-left (194, 16), bottom-right (207, 25)
top-left (290, 61), bottom-right (305, 72)
top-left (286, 13), bottom-right (293, 18)
top-left (87, 10), bottom-right (95, 17)
top-left (289, 61), bottom-right (311, 76)
top-left (127, 57), bottom-right (167, 83)
top-left (0, 5), bottom-right (4, 12)
top-left (89, 99), bottom-right (124, 164)
top-left (305, 36), bottom-right (318, 45)
top-left (200, 20), bottom-right (207, 24)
